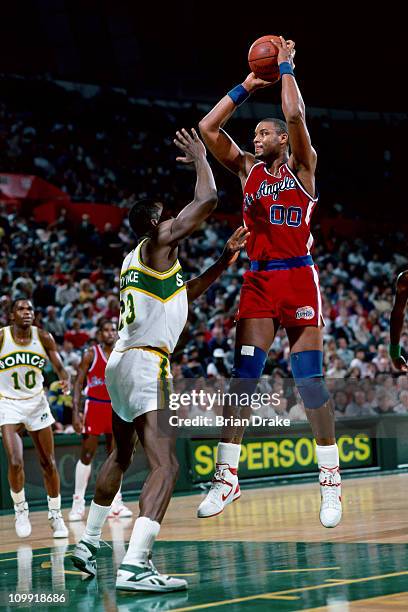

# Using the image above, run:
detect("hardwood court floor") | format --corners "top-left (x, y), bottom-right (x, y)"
top-left (0, 472), bottom-right (407, 611)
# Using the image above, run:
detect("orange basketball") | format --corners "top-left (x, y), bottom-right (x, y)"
top-left (248, 35), bottom-right (281, 83)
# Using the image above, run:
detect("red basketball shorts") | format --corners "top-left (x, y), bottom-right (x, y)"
top-left (236, 265), bottom-right (323, 327)
top-left (83, 399), bottom-right (113, 436)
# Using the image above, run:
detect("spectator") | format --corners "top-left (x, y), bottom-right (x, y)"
top-left (345, 391), bottom-right (376, 417)
top-left (394, 390), bottom-right (408, 414)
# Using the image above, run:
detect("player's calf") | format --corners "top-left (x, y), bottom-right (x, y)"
top-left (197, 345), bottom-right (266, 519)
top-left (291, 350), bottom-right (342, 528)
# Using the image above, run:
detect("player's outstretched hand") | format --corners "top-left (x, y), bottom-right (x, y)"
top-left (243, 72), bottom-right (273, 92)
top-left (392, 356), bottom-right (408, 372)
top-left (174, 128), bottom-right (206, 164)
top-left (222, 226), bottom-right (251, 265)
top-left (59, 379), bottom-right (71, 395)
top-left (271, 36), bottom-right (296, 68)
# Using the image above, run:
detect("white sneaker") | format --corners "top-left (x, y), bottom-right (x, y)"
top-left (108, 495), bottom-right (133, 518)
top-left (116, 556), bottom-right (187, 592)
top-left (15, 502), bottom-right (32, 538)
top-left (69, 495), bottom-right (85, 522)
top-left (319, 466), bottom-right (342, 528)
top-left (197, 463), bottom-right (241, 518)
top-left (48, 509), bottom-right (69, 538)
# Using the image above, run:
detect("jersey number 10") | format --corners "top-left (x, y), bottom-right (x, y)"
top-left (270, 205), bottom-right (302, 227)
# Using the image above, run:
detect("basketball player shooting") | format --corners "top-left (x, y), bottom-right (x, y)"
top-left (390, 270), bottom-right (408, 371)
top-left (71, 128), bottom-right (249, 592)
top-left (197, 36), bottom-right (342, 528)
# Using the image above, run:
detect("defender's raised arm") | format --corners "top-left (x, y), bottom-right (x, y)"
top-left (164, 128), bottom-right (218, 244)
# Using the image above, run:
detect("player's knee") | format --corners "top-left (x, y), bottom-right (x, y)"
top-left (39, 455), bottom-right (57, 474)
top-left (115, 447), bottom-right (135, 472)
top-left (8, 455), bottom-right (24, 471)
top-left (229, 345), bottom-right (267, 398)
top-left (290, 350), bottom-right (330, 409)
top-left (232, 345), bottom-right (267, 379)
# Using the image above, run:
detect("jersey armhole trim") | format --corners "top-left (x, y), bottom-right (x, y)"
top-left (35, 326), bottom-right (49, 357)
top-left (243, 161), bottom-right (264, 190)
top-left (285, 163), bottom-right (318, 202)
top-left (88, 345), bottom-right (98, 372)
top-left (137, 238), bottom-right (180, 276)
top-left (0, 327), bottom-right (7, 354)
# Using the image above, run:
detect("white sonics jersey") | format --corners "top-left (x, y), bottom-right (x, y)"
top-left (115, 239), bottom-right (188, 354)
top-left (0, 326), bottom-right (47, 400)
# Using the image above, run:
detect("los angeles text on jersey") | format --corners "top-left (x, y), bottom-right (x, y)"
top-left (0, 351), bottom-right (47, 371)
top-left (244, 176), bottom-right (297, 210)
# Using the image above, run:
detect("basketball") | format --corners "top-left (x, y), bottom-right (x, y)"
top-left (248, 35), bottom-right (281, 83)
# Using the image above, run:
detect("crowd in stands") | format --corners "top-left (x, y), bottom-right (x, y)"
top-left (1, 201), bottom-right (407, 429)
top-left (1, 78), bottom-right (408, 430)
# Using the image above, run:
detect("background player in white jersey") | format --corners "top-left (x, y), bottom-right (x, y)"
top-left (0, 299), bottom-right (70, 538)
top-left (69, 319), bottom-right (132, 521)
top-left (72, 128), bottom-right (249, 593)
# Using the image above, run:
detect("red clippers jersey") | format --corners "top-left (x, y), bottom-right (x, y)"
top-left (85, 345), bottom-right (110, 401)
top-left (243, 162), bottom-right (318, 260)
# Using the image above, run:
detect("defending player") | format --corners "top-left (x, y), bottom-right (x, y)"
top-left (197, 37), bottom-right (341, 527)
top-left (0, 299), bottom-right (70, 538)
top-left (390, 270), bottom-right (408, 371)
top-left (72, 128), bottom-right (249, 592)
top-left (69, 319), bottom-right (132, 521)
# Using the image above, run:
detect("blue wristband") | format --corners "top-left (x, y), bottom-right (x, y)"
top-left (227, 84), bottom-right (250, 106)
top-left (279, 62), bottom-right (295, 77)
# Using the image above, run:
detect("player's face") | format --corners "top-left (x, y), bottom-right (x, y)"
top-left (253, 122), bottom-right (284, 160)
top-left (12, 301), bottom-right (35, 327)
top-left (101, 323), bottom-right (117, 346)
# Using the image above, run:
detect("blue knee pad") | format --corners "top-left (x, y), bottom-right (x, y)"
top-left (228, 345), bottom-right (267, 399)
top-left (290, 350), bottom-right (330, 409)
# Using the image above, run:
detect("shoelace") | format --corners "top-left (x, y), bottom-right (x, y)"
top-left (320, 470), bottom-right (340, 508)
top-left (15, 505), bottom-right (28, 518)
top-left (211, 468), bottom-right (230, 492)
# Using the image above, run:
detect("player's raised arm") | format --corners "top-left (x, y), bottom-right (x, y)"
top-left (273, 37), bottom-right (317, 192)
top-left (198, 74), bottom-right (270, 180)
top-left (390, 271), bottom-right (408, 371)
top-left (38, 329), bottom-right (71, 394)
top-left (186, 226), bottom-right (250, 301)
top-left (163, 128), bottom-right (218, 244)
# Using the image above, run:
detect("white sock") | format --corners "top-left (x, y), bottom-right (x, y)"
top-left (112, 486), bottom-right (122, 505)
top-left (83, 501), bottom-right (111, 546)
top-left (216, 442), bottom-right (241, 469)
top-left (74, 460), bottom-right (92, 498)
top-left (122, 516), bottom-right (160, 566)
top-left (48, 495), bottom-right (61, 511)
top-left (316, 444), bottom-right (339, 470)
top-left (10, 489), bottom-right (25, 505)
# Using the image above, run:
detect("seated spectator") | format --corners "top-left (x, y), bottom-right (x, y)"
top-left (394, 390), bottom-right (408, 414)
top-left (288, 391), bottom-right (306, 421)
top-left (336, 337), bottom-right (354, 368)
top-left (43, 305), bottom-right (66, 344)
top-left (207, 348), bottom-right (230, 378)
top-left (375, 392), bottom-right (396, 415)
top-left (63, 320), bottom-right (90, 349)
top-left (334, 390), bottom-right (348, 418)
top-left (327, 357), bottom-right (347, 378)
top-left (345, 390), bottom-right (376, 417)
